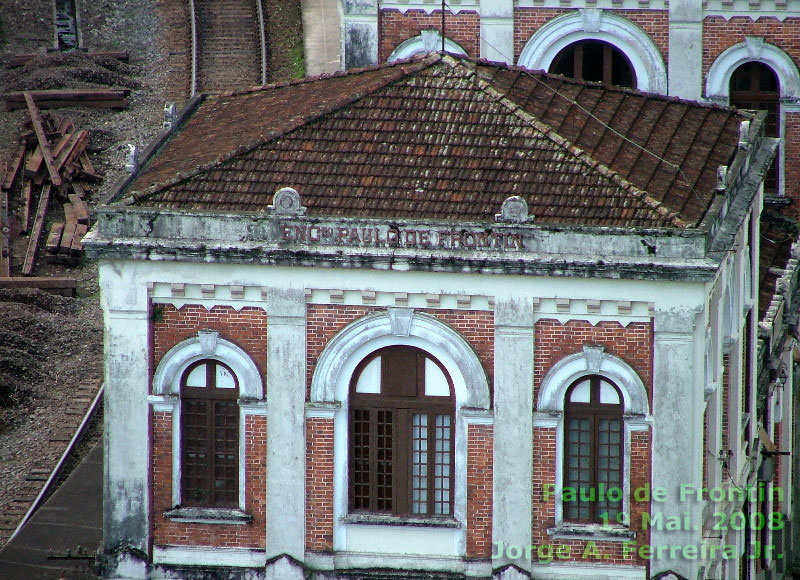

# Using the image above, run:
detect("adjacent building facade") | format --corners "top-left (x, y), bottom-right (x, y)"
top-left (330, 0), bottom-right (800, 207)
top-left (89, 53), bottom-right (789, 580)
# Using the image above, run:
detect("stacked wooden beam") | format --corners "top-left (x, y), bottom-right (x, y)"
top-left (45, 191), bottom-right (90, 266)
top-left (3, 88), bottom-right (131, 110)
top-left (7, 51), bottom-right (130, 68)
top-left (0, 95), bottom-right (99, 277)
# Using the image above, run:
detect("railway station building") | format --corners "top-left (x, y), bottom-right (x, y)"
top-left (87, 52), bottom-right (793, 580)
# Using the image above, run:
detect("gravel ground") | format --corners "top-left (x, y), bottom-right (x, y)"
top-left (0, 0), bottom-right (168, 548)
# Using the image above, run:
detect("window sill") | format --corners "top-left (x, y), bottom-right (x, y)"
top-left (164, 507), bottom-right (252, 525)
top-left (547, 523), bottom-right (635, 542)
top-left (343, 514), bottom-right (460, 528)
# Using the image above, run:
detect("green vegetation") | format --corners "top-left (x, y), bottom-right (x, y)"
top-left (289, 44), bottom-right (305, 79)
top-left (150, 304), bottom-right (165, 323)
top-left (266, 0), bottom-right (305, 82)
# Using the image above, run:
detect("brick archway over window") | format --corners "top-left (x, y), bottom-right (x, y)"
top-left (517, 9), bottom-right (667, 95)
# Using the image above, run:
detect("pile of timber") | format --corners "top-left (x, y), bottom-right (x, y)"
top-left (3, 88), bottom-right (131, 110)
top-left (7, 51), bottom-right (129, 68)
top-left (0, 92), bottom-right (99, 278)
top-left (45, 191), bottom-right (90, 266)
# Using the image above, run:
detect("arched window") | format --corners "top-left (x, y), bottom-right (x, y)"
top-left (729, 62), bottom-right (780, 193)
top-left (549, 40), bottom-right (636, 88)
top-left (180, 359), bottom-right (240, 507)
top-left (563, 375), bottom-right (624, 523)
top-left (349, 345), bottom-right (455, 516)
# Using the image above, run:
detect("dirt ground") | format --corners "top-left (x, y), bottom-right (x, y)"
top-left (0, 0), bottom-right (167, 547)
top-left (0, 0), bottom-right (306, 550)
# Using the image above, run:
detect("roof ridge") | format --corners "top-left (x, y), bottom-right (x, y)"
top-left (127, 54), bottom-right (445, 203)
top-left (443, 54), bottom-right (688, 228)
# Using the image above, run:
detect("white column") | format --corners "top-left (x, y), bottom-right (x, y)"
top-left (265, 287), bottom-right (306, 574)
top-left (100, 262), bottom-right (150, 580)
top-left (651, 307), bottom-right (703, 579)
top-left (342, 0), bottom-right (378, 69)
top-left (668, 0), bottom-right (702, 100)
top-left (492, 297), bottom-right (534, 570)
top-left (480, 0), bottom-right (514, 65)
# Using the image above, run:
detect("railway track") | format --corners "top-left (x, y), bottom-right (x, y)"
top-left (190, 0), bottom-right (268, 94)
top-left (0, 382), bottom-right (103, 547)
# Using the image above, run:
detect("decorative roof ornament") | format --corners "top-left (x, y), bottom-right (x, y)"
top-left (163, 102), bottom-right (178, 130)
top-left (269, 187), bottom-right (307, 216)
top-left (495, 196), bottom-right (533, 224)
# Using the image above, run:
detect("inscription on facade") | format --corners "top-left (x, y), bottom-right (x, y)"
top-left (281, 224), bottom-right (525, 251)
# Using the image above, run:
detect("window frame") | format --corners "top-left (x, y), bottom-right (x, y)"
top-left (550, 40), bottom-right (637, 88)
top-left (348, 345), bottom-right (456, 518)
top-left (180, 359), bottom-right (241, 509)
top-left (563, 375), bottom-right (625, 524)
top-left (535, 346), bottom-right (650, 533)
top-left (149, 330), bottom-right (265, 517)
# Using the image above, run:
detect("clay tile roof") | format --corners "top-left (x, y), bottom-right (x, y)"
top-left (759, 210), bottom-right (798, 319)
top-left (125, 53), bottom-right (747, 229)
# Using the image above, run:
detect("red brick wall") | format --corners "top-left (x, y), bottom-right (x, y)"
top-left (532, 425), bottom-right (651, 565)
top-left (514, 8), bottom-right (568, 62)
top-left (306, 304), bottom-right (494, 400)
top-left (150, 303), bottom-right (268, 548)
top-left (151, 304), bottom-right (268, 386)
top-left (379, 9), bottom-right (480, 62)
top-left (702, 17), bottom-right (800, 74)
top-left (531, 319), bottom-right (652, 565)
top-left (702, 16), bottom-right (800, 207)
top-left (151, 413), bottom-right (267, 548)
top-left (784, 113), bottom-right (800, 205)
top-left (306, 417), bottom-right (335, 552)
top-left (533, 319), bottom-right (653, 405)
top-left (467, 424), bottom-right (493, 558)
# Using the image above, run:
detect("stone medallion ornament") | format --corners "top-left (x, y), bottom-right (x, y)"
top-left (495, 196), bottom-right (532, 223)
top-left (269, 187), bottom-right (307, 215)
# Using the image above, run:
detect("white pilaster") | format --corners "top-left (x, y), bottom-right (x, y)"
top-left (100, 262), bottom-right (150, 579)
top-left (480, 0), bottom-right (514, 64)
top-left (492, 297), bottom-right (534, 570)
top-left (651, 307), bottom-right (703, 579)
top-left (265, 288), bottom-right (307, 566)
top-left (668, 0), bottom-right (702, 100)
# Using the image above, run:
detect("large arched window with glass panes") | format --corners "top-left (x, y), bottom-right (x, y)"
top-left (180, 359), bottom-right (239, 508)
top-left (549, 40), bottom-right (636, 88)
top-left (564, 375), bottom-right (624, 523)
top-left (729, 61), bottom-right (780, 194)
top-left (349, 345), bottom-right (455, 517)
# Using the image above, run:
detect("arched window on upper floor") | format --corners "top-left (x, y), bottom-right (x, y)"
top-left (563, 375), bottom-right (624, 523)
top-left (729, 61), bottom-right (780, 194)
top-left (150, 329), bottom-right (264, 514)
top-left (537, 345), bottom-right (649, 529)
top-left (549, 40), bottom-right (636, 89)
top-left (180, 359), bottom-right (240, 508)
top-left (349, 345), bottom-right (455, 517)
